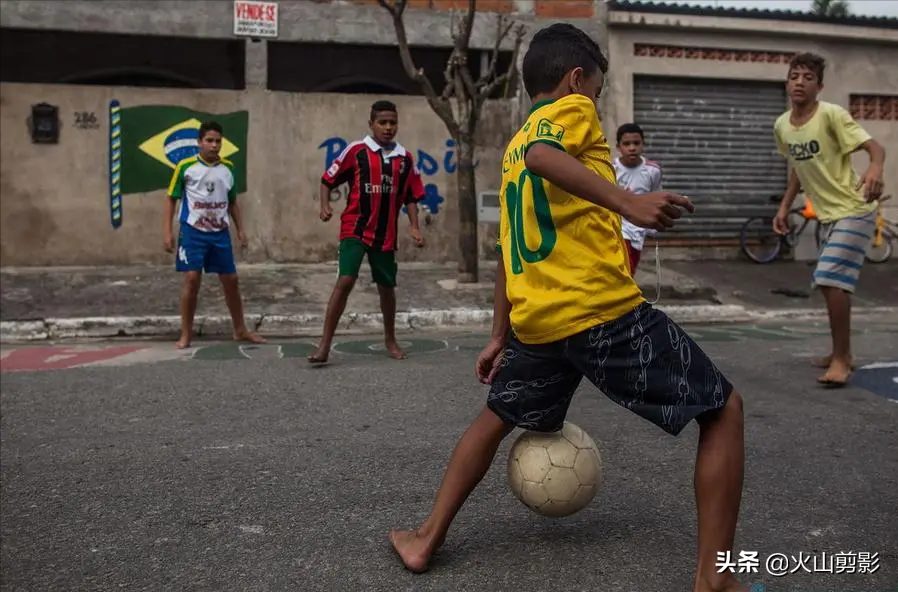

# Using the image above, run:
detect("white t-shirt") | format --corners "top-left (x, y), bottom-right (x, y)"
top-left (614, 156), bottom-right (663, 250)
top-left (167, 156), bottom-right (237, 232)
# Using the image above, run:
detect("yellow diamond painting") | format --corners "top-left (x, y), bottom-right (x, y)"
top-left (138, 118), bottom-right (240, 170)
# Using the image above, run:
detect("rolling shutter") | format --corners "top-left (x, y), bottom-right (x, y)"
top-left (632, 76), bottom-right (788, 242)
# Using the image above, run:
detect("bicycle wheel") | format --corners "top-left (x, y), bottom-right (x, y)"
top-left (866, 230), bottom-right (893, 263)
top-left (740, 216), bottom-right (782, 263)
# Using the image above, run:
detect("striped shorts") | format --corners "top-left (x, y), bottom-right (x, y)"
top-left (813, 213), bottom-right (875, 293)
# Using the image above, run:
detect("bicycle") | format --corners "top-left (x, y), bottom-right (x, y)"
top-left (866, 196), bottom-right (895, 264)
top-left (740, 194), bottom-right (823, 264)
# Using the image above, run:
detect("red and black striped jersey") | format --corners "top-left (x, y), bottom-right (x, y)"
top-left (321, 136), bottom-right (426, 252)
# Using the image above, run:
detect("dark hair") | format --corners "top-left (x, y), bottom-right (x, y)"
top-left (198, 120), bottom-right (223, 140)
top-left (199, 121), bottom-right (224, 140)
top-left (370, 100), bottom-right (397, 121)
top-left (788, 52), bottom-right (825, 83)
top-left (616, 123), bottom-right (644, 144)
top-left (521, 23), bottom-right (608, 98)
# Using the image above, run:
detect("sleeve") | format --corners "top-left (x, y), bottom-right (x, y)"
top-left (525, 94), bottom-right (600, 157)
top-left (827, 103), bottom-right (872, 156)
top-left (167, 161), bottom-right (187, 200)
top-left (225, 163), bottom-right (238, 203)
top-left (773, 123), bottom-right (789, 158)
top-left (321, 143), bottom-right (357, 188)
top-left (652, 165), bottom-right (663, 192)
top-left (403, 154), bottom-right (426, 204)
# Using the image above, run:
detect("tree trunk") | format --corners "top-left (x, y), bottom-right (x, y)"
top-left (455, 136), bottom-right (479, 283)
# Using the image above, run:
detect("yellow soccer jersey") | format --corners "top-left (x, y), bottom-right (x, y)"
top-left (773, 101), bottom-right (876, 223)
top-left (497, 93), bottom-right (644, 345)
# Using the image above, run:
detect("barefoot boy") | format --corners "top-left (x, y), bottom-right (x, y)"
top-left (388, 24), bottom-right (746, 592)
top-left (163, 121), bottom-right (264, 349)
top-left (614, 122), bottom-right (663, 274)
top-left (772, 52), bottom-right (886, 387)
top-left (308, 100), bottom-right (426, 364)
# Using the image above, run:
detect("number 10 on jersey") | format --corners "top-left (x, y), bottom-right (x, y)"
top-left (504, 169), bottom-right (558, 275)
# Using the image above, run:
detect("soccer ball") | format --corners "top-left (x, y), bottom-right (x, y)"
top-left (507, 421), bottom-right (603, 517)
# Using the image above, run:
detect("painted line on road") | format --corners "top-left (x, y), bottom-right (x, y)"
top-left (860, 361), bottom-right (898, 370)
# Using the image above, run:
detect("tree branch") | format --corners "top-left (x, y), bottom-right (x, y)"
top-left (481, 23), bottom-right (526, 99)
top-left (449, 2), bottom-right (478, 100)
top-left (377, 0), bottom-right (460, 136)
top-left (477, 14), bottom-right (515, 88)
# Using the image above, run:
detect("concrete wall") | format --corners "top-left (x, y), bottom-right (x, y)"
top-left (0, 83), bottom-right (515, 266)
top-left (604, 9), bottom-right (898, 223)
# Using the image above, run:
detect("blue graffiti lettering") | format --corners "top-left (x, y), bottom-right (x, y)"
top-left (318, 136), bottom-right (477, 216)
top-left (418, 183), bottom-right (445, 215)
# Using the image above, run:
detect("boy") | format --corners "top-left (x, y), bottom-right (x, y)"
top-left (163, 121), bottom-right (265, 349)
top-left (772, 52), bottom-right (886, 387)
top-left (308, 100), bottom-right (426, 364)
top-left (388, 24), bottom-right (746, 592)
top-left (614, 122), bottom-right (663, 273)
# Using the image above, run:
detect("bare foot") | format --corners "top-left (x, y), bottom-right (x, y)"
top-left (811, 354), bottom-right (854, 370)
top-left (818, 358), bottom-right (853, 387)
top-left (307, 346), bottom-right (329, 365)
top-left (234, 329), bottom-right (266, 344)
top-left (175, 335), bottom-right (192, 349)
top-left (388, 528), bottom-right (435, 574)
top-left (694, 574), bottom-right (747, 592)
top-left (385, 341), bottom-right (407, 360)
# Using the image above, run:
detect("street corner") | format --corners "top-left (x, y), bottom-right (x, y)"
top-left (0, 343), bottom-right (190, 373)
top-left (852, 361), bottom-right (898, 403)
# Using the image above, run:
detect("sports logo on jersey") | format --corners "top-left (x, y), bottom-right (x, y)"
top-left (535, 118), bottom-right (565, 142)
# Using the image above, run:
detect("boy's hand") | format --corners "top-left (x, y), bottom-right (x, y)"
top-left (475, 338), bottom-right (506, 384)
top-left (410, 227), bottom-right (425, 247)
top-left (238, 231), bottom-right (248, 249)
top-left (772, 210), bottom-right (790, 235)
top-left (163, 234), bottom-right (175, 253)
top-left (857, 163), bottom-right (884, 202)
top-left (620, 192), bottom-right (694, 231)
top-left (320, 204), bottom-right (333, 222)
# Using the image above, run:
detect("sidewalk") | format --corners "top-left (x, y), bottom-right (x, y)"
top-left (1, 259), bottom-right (895, 341)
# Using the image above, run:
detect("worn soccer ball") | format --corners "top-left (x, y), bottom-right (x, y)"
top-left (507, 421), bottom-right (603, 518)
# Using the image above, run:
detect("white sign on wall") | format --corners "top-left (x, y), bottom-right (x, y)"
top-left (234, 0), bottom-right (279, 38)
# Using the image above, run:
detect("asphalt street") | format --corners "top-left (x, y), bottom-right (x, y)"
top-left (2, 320), bottom-right (897, 592)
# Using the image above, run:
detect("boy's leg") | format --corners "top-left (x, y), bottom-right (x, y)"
top-left (390, 407), bottom-right (513, 573)
top-left (308, 239), bottom-right (365, 363)
top-left (368, 248), bottom-right (404, 359)
top-left (207, 232), bottom-right (265, 344)
top-left (390, 337), bottom-right (583, 573)
top-left (174, 227), bottom-right (205, 349)
top-left (810, 214), bottom-right (875, 385)
top-left (567, 303), bottom-right (745, 592)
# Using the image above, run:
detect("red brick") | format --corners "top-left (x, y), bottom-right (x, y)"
top-left (347, 0), bottom-right (513, 13)
top-left (534, 0), bottom-right (594, 18)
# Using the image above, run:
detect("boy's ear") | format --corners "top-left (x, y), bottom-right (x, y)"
top-left (568, 67), bottom-right (584, 93)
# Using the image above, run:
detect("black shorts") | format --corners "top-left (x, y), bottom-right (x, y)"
top-left (486, 303), bottom-right (734, 436)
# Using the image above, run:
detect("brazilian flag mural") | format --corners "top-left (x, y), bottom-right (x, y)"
top-left (108, 100), bottom-right (249, 228)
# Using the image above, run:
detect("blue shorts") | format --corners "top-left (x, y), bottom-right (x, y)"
top-left (175, 223), bottom-right (236, 274)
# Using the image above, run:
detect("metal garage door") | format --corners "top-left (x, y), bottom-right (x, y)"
top-left (633, 76), bottom-right (788, 242)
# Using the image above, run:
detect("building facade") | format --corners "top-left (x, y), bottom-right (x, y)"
top-left (0, 0), bottom-right (895, 266)
top-left (604, 1), bottom-right (898, 249)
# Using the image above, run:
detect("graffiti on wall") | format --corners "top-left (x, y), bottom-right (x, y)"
top-left (317, 136), bottom-right (479, 215)
top-left (108, 100), bottom-right (249, 228)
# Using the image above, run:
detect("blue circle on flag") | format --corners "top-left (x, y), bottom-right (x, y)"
top-left (163, 127), bottom-right (200, 166)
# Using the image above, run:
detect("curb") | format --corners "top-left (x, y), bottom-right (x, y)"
top-left (2, 305), bottom-right (896, 343)
top-left (0, 304), bottom-right (898, 342)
